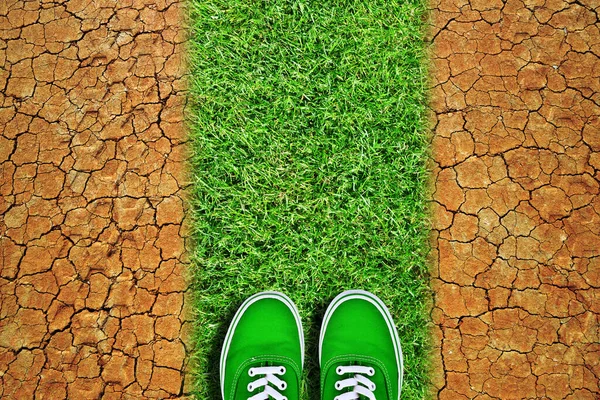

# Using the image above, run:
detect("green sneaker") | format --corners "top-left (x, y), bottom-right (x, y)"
top-left (220, 291), bottom-right (304, 400)
top-left (319, 290), bottom-right (403, 400)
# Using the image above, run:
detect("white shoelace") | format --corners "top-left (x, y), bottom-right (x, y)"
top-left (334, 365), bottom-right (376, 400)
top-left (247, 366), bottom-right (288, 400)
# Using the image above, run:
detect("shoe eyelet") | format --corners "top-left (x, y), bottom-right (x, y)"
top-left (336, 367), bottom-right (343, 374)
top-left (368, 367), bottom-right (375, 376)
top-left (247, 383), bottom-right (254, 391)
top-left (280, 382), bottom-right (287, 390)
top-left (280, 366), bottom-right (286, 375)
top-left (248, 368), bottom-right (255, 377)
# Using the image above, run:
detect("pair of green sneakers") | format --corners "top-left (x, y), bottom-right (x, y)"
top-left (220, 290), bottom-right (403, 400)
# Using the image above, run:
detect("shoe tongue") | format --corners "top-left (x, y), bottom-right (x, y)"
top-left (236, 360), bottom-right (298, 399)
top-left (324, 360), bottom-right (388, 399)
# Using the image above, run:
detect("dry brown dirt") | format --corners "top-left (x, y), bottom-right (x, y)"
top-left (0, 0), bottom-right (191, 398)
top-left (429, 0), bottom-right (600, 398)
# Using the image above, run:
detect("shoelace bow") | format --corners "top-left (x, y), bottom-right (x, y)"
top-left (334, 365), bottom-right (376, 400)
top-left (247, 366), bottom-right (288, 400)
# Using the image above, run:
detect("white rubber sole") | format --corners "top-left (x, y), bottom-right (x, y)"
top-left (318, 289), bottom-right (403, 399)
top-left (219, 291), bottom-right (304, 400)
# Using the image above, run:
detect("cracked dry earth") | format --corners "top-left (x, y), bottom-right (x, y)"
top-left (429, 0), bottom-right (600, 399)
top-left (0, 0), bottom-right (191, 398)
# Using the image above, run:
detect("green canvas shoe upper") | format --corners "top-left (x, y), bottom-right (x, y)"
top-left (319, 290), bottom-right (403, 400)
top-left (220, 291), bottom-right (304, 400)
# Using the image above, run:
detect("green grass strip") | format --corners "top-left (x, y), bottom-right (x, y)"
top-left (187, 0), bottom-right (431, 398)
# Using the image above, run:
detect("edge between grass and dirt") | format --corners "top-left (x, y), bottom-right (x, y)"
top-left (185, 0), bottom-right (433, 398)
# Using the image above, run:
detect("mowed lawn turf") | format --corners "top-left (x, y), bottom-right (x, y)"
top-left (188, 0), bottom-right (431, 398)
